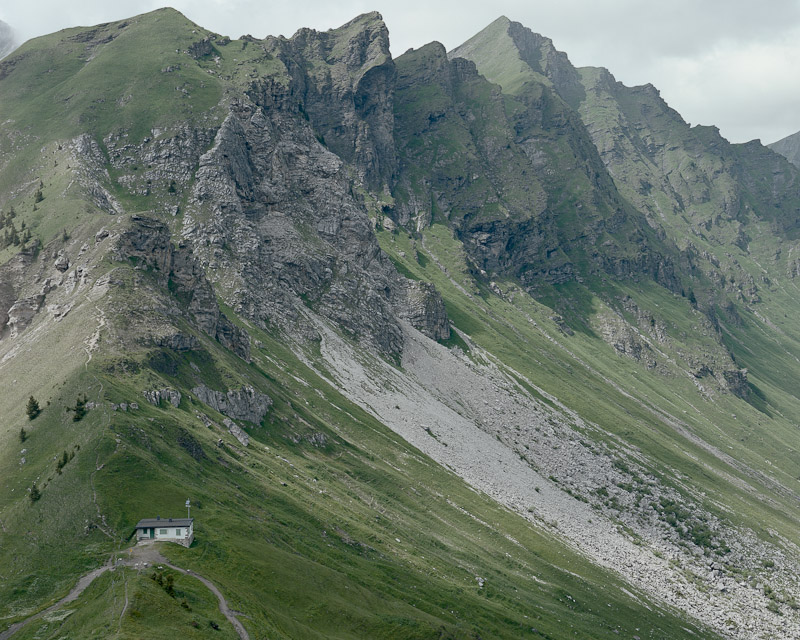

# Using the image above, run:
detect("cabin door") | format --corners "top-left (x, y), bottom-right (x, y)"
top-left (150, 528), bottom-right (154, 539)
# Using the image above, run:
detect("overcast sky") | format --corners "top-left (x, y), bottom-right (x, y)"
top-left (2, 0), bottom-right (799, 144)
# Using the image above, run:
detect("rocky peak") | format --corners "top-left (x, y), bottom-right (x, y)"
top-left (395, 42), bottom-right (453, 93)
top-left (287, 12), bottom-right (390, 72)
top-left (268, 12), bottom-right (396, 188)
top-left (769, 129), bottom-right (800, 168)
top-left (449, 16), bottom-right (583, 106)
top-left (504, 20), bottom-right (584, 106)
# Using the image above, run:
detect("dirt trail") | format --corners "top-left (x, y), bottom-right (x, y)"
top-left (0, 545), bottom-right (249, 640)
top-left (0, 559), bottom-right (113, 640)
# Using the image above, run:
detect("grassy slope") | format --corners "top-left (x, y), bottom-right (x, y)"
top-left (374, 222), bottom-right (800, 552)
top-left (0, 16), bottom-right (721, 634)
top-left (3, 9), bottom-right (799, 639)
top-left (443, 17), bottom-right (800, 549)
top-left (0, 261), bottom-right (716, 639)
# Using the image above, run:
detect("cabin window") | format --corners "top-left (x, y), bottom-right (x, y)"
top-left (175, 529), bottom-right (181, 535)
top-left (159, 529), bottom-right (167, 535)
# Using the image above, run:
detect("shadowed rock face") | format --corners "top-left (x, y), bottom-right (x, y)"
top-left (113, 216), bottom-right (251, 361)
top-left (393, 34), bottom-right (679, 293)
top-left (266, 12), bottom-right (397, 190)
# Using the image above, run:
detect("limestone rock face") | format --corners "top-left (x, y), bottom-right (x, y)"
top-left (143, 388), bottom-right (182, 407)
top-left (394, 280), bottom-right (450, 341)
top-left (269, 12), bottom-right (397, 189)
top-left (0, 243), bottom-right (42, 337)
top-left (113, 216), bottom-right (250, 360)
top-left (7, 295), bottom-right (45, 338)
top-left (223, 418), bottom-right (250, 447)
top-left (183, 91), bottom-right (416, 356)
top-left (192, 384), bottom-right (272, 425)
top-left (54, 253), bottom-right (70, 272)
top-left (155, 333), bottom-right (200, 352)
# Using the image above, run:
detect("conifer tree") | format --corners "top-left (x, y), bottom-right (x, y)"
top-left (26, 395), bottom-right (41, 420)
top-left (72, 394), bottom-right (87, 422)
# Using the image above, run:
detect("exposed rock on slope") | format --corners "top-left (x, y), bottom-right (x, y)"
top-left (112, 216), bottom-right (251, 360)
top-left (266, 12), bottom-right (397, 189)
top-left (182, 95), bottom-right (447, 354)
top-left (191, 384), bottom-right (272, 424)
top-left (443, 19), bottom-right (682, 292)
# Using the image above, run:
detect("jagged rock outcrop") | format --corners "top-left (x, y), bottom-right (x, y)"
top-left (113, 215), bottom-right (250, 360)
top-left (7, 295), bottom-right (45, 338)
top-left (267, 12), bottom-right (396, 189)
top-left (183, 82), bottom-right (446, 356)
top-left (0, 243), bottom-right (41, 337)
top-left (394, 279), bottom-right (450, 340)
top-left (722, 368), bottom-right (749, 399)
top-left (595, 311), bottom-right (658, 370)
top-left (223, 418), bottom-right (249, 447)
top-left (187, 38), bottom-right (213, 59)
top-left (192, 384), bottom-right (272, 424)
top-left (447, 19), bottom-right (684, 293)
top-left (143, 388), bottom-right (182, 407)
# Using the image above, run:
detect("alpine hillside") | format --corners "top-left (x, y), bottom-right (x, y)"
top-left (2, 8), bottom-right (800, 640)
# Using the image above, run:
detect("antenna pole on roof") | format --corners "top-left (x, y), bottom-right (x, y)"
top-left (186, 498), bottom-right (191, 520)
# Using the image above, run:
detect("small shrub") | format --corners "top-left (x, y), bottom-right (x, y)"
top-left (19, 428), bottom-right (27, 443)
top-left (29, 483), bottom-right (41, 502)
top-left (767, 600), bottom-right (782, 615)
top-left (165, 574), bottom-right (175, 597)
top-left (56, 450), bottom-right (70, 473)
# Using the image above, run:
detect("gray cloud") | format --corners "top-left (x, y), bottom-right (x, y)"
top-left (2, 1), bottom-right (799, 143)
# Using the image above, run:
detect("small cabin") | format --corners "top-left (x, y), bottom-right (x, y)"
top-left (135, 516), bottom-right (194, 547)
